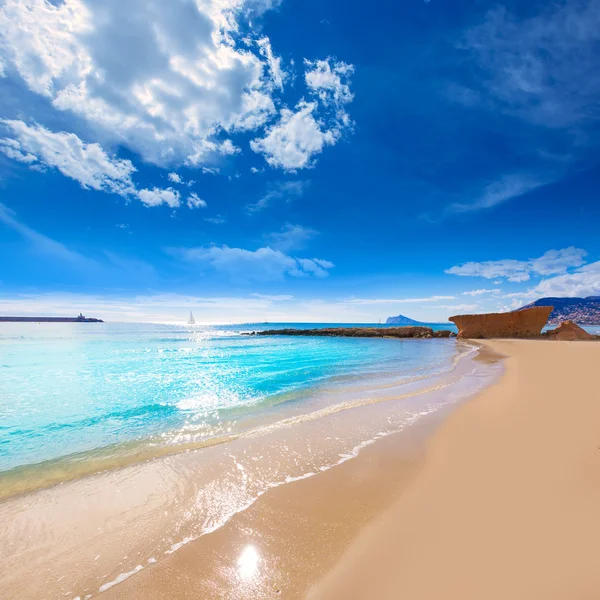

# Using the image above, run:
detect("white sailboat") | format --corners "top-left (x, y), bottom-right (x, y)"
top-left (188, 311), bottom-right (196, 325)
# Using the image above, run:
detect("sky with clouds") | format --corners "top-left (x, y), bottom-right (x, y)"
top-left (1, 0), bottom-right (599, 322)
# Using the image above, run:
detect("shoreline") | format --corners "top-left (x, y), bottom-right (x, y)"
top-left (93, 339), bottom-right (600, 599)
top-left (0, 341), bottom-right (497, 600)
top-left (0, 339), bottom-right (477, 502)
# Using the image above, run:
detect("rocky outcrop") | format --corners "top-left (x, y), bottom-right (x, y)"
top-left (543, 320), bottom-right (596, 341)
top-left (247, 327), bottom-right (454, 339)
top-left (449, 306), bottom-right (553, 339)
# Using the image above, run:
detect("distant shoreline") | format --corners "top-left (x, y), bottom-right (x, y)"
top-left (0, 316), bottom-right (104, 323)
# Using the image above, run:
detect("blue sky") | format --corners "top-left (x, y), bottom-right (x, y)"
top-left (1, 0), bottom-right (599, 322)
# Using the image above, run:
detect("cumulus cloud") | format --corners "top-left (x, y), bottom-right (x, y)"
top-left (0, 0), bottom-right (353, 173)
top-left (305, 58), bottom-right (354, 104)
top-left (250, 101), bottom-right (339, 170)
top-left (187, 192), bottom-right (207, 209)
top-left (0, 119), bottom-right (202, 209)
top-left (246, 179), bottom-right (308, 213)
top-left (173, 244), bottom-right (334, 282)
top-left (0, 119), bottom-right (136, 196)
top-left (527, 261), bottom-right (600, 298)
top-left (168, 172), bottom-right (183, 184)
top-left (250, 56), bottom-right (354, 170)
top-left (137, 187), bottom-right (181, 208)
top-left (264, 223), bottom-right (318, 252)
top-left (446, 247), bottom-right (587, 282)
top-left (0, 0), bottom-right (275, 167)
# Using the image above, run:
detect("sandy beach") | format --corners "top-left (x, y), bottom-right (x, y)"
top-left (102, 340), bottom-right (600, 599)
top-left (310, 339), bottom-right (600, 599)
top-left (3, 339), bottom-right (599, 599)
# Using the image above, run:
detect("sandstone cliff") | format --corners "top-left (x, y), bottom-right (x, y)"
top-left (449, 306), bottom-right (553, 339)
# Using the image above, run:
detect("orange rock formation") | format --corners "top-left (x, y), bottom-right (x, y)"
top-left (449, 306), bottom-right (553, 339)
top-left (543, 320), bottom-right (595, 341)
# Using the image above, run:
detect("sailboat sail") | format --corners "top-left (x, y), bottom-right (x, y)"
top-left (188, 311), bottom-right (195, 325)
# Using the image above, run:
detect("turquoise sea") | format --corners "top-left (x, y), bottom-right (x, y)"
top-left (1, 321), bottom-right (507, 599)
top-left (0, 321), bottom-right (459, 475)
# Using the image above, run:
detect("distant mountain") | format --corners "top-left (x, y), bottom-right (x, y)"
top-left (519, 297), bottom-right (600, 325)
top-left (385, 314), bottom-right (427, 326)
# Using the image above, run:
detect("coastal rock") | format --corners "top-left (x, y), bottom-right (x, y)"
top-left (449, 306), bottom-right (553, 339)
top-left (543, 320), bottom-right (595, 341)
top-left (433, 329), bottom-right (452, 338)
top-left (253, 326), bottom-right (453, 339)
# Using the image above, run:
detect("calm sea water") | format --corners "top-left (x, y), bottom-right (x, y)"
top-left (1, 321), bottom-right (503, 599)
top-left (0, 321), bottom-right (458, 475)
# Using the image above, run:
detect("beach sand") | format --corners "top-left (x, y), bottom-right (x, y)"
top-left (101, 340), bottom-right (600, 599)
top-left (310, 340), bottom-right (600, 600)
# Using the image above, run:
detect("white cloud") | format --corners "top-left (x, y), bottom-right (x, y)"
top-left (137, 187), bottom-right (181, 208)
top-left (446, 247), bottom-right (587, 282)
top-left (246, 179), bottom-right (308, 213)
top-left (346, 296), bottom-right (457, 305)
top-left (250, 100), bottom-right (341, 170)
top-left (257, 37), bottom-right (287, 90)
top-left (201, 167), bottom-right (219, 176)
top-left (204, 215), bottom-right (226, 224)
top-left (431, 303), bottom-right (480, 312)
top-left (263, 223), bottom-right (318, 252)
top-left (173, 244), bottom-right (334, 282)
top-left (0, 0), bottom-right (355, 181)
top-left (187, 192), bottom-right (207, 209)
top-left (0, 119), bottom-right (136, 196)
top-left (449, 174), bottom-right (548, 213)
top-left (168, 172), bottom-right (183, 184)
top-left (250, 293), bottom-right (293, 301)
top-left (305, 58), bottom-right (354, 108)
top-left (528, 261), bottom-right (600, 298)
top-left (249, 57), bottom-right (354, 170)
top-left (0, 0), bottom-right (289, 168)
top-left (459, 1), bottom-right (600, 129)
top-left (462, 288), bottom-right (501, 296)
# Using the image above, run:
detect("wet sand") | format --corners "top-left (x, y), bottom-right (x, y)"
top-left (97, 346), bottom-right (500, 600)
top-left (99, 340), bottom-right (600, 599)
top-left (101, 420), bottom-right (431, 600)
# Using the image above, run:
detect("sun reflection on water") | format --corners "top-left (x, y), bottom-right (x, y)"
top-left (237, 544), bottom-right (260, 580)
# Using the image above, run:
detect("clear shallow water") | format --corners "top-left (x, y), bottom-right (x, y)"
top-left (0, 322), bottom-right (503, 599)
top-left (0, 321), bottom-right (458, 475)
